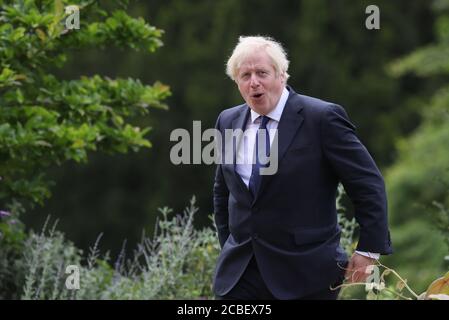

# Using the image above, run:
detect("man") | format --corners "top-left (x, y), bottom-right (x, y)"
top-left (212, 36), bottom-right (392, 300)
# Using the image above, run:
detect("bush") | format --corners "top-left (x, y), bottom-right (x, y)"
top-left (0, 0), bottom-right (170, 210)
top-left (0, 202), bottom-right (27, 299)
top-left (14, 197), bottom-right (220, 300)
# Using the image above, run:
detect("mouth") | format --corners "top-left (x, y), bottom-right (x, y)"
top-left (252, 93), bottom-right (264, 99)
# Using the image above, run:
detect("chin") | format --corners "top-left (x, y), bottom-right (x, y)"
top-left (250, 101), bottom-right (265, 109)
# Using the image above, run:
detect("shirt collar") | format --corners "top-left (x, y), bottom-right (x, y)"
top-left (250, 87), bottom-right (289, 123)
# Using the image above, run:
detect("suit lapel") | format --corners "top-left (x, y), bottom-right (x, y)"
top-left (231, 105), bottom-right (250, 157)
top-left (228, 106), bottom-right (252, 199)
top-left (253, 90), bottom-right (304, 205)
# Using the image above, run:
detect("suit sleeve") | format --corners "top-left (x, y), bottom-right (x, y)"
top-left (321, 104), bottom-right (392, 255)
top-left (213, 113), bottom-right (230, 249)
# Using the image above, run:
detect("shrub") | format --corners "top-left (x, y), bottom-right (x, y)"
top-left (17, 197), bottom-right (220, 300)
top-left (0, 0), bottom-right (170, 210)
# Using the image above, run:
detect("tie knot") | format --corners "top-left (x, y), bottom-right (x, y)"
top-left (260, 115), bottom-right (270, 128)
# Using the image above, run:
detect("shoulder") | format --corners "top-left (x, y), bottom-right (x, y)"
top-left (286, 90), bottom-right (350, 127)
top-left (293, 92), bottom-right (346, 117)
top-left (286, 88), bottom-right (355, 132)
top-left (219, 103), bottom-right (247, 118)
top-left (215, 103), bottom-right (247, 127)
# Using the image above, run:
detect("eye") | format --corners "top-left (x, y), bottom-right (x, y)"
top-left (240, 72), bottom-right (250, 80)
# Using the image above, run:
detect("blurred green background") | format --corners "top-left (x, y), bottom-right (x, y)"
top-left (16, 0), bottom-right (449, 294)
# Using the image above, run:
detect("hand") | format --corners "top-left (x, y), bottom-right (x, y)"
top-left (344, 253), bottom-right (377, 283)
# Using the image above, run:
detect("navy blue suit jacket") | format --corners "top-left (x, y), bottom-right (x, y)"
top-left (212, 86), bottom-right (392, 299)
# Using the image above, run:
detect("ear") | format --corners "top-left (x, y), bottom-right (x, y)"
top-left (279, 72), bottom-right (286, 84)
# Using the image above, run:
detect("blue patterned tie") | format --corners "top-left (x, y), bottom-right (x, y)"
top-left (249, 115), bottom-right (270, 197)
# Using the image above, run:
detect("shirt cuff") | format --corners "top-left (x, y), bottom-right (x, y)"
top-left (355, 250), bottom-right (380, 260)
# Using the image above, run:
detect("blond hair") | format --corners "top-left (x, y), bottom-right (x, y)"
top-left (226, 36), bottom-right (290, 81)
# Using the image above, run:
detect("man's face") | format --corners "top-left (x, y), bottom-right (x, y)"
top-left (236, 51), bottom-right (285, 115)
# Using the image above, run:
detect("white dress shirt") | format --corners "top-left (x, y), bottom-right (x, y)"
top-left (235, 87), bottom-right (289, 186)
top-left (234, 87), bottom-right (379, 260)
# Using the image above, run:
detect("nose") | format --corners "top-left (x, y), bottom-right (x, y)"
top-left (249, 74), bottom-right (260, 88)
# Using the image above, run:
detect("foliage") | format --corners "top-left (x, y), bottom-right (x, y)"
top-left (384, 0), bottom-right (449, 290)
top-left (15, 197), bottom-right (220, 300)
top-left (21, 217), bottom-right (82, 299)
top-left (338, 261), bottom-right (449, 300)
top-left (0, 202), bottom-right (27, 299)
top-left (425, 271), bottom-right (449, 299)
top-left (387, 0), bottom-right (449, 224)
top-left (432, 200), bottom-right (449, 262)
top-left (336, 184), bottom-right (357, 256)
top-left (0, 0), bottom-right (170, 211)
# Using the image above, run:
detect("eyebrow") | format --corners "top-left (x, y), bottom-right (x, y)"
top-left (240, 67), bottom-right (269, 73)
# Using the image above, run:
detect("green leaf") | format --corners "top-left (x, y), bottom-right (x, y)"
top-left (35, 28), bottom-right (47, 41)
top-left (55, 0), bottom-right (64, 16)
top-left (34, 140), bottom-right (52, 147)
top-left (11, 28), bottom-right (25, 41)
